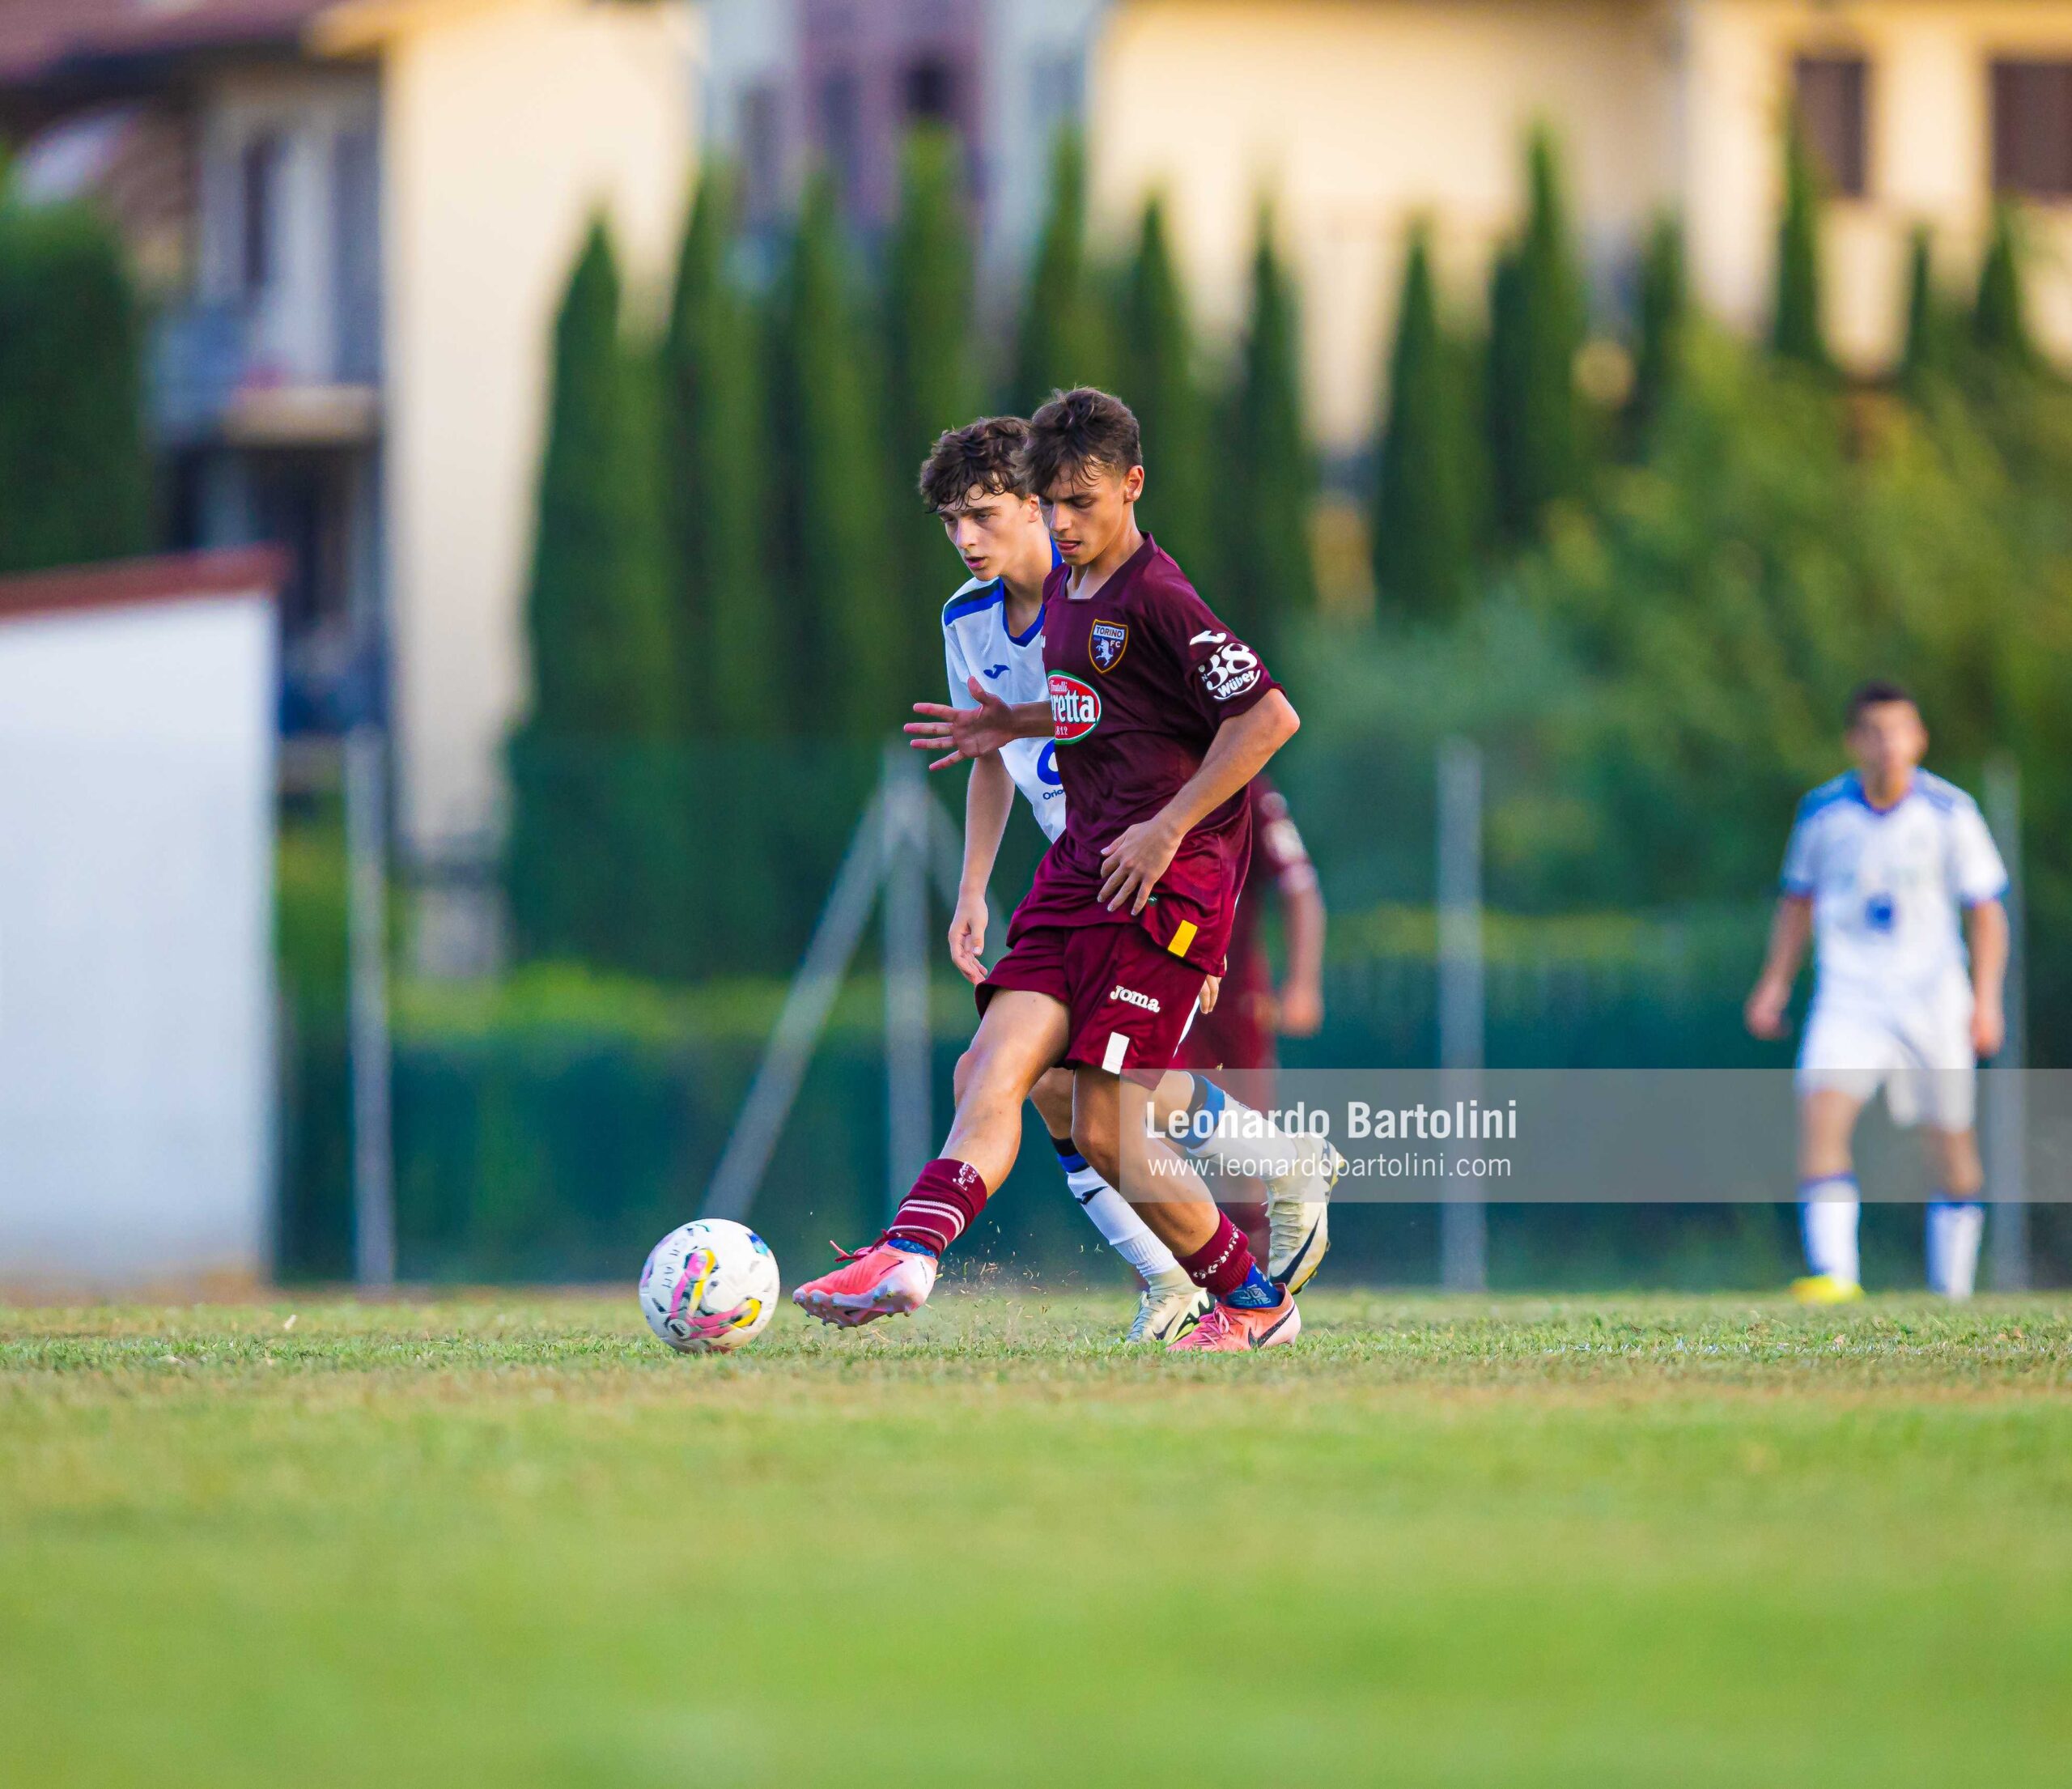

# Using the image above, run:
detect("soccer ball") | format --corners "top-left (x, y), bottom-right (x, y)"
top-left (639, 1219), bottom-right (780, 1353)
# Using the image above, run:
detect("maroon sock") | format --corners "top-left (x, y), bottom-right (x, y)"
top-left (885, 1158), bottom-right (989, 1256)
top-left (1178, 1212), bottom-right (1256, 1299)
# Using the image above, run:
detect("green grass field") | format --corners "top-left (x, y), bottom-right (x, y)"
top-left (5, 1290), bottom-right (2071, 1787)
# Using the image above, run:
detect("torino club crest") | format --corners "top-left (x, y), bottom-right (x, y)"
top-left (1089, 619), bottom-right (1129, 672)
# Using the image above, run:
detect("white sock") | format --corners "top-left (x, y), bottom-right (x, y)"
top-left (1054, 1141), bottom-right (1184, 1283)
top-left (1926, 1199), bottom-right (1985, 1299)
top-left (1172, 1075), bottom-right (1318, 1181)
top-left (1801, 1176), bottom-right (1861, 1285)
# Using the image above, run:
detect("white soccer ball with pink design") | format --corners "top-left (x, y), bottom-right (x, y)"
top-left (639, 1220), bottom-right (780, 1353)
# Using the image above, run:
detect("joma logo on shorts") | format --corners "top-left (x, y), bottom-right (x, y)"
top-left (1109, 984), bottom-right (1161, 1013)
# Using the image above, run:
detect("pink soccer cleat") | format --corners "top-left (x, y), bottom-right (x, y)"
top-left (792, 1242), bottom-right (938, 1328)
top-left (1165, 1294), bottom-right (1301, 1353)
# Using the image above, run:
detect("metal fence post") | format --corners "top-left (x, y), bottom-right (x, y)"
top-left (345, 725), bottom-right (396, 1290)
top-left (698, 788), bottom-right (885, 1226)
top-left (1985, 756), bottom-right (2029, 1292)
top-left (882, 743), bottom-right (933, 1222)
top-left (1437, 737), bottom-right (1487, 1292)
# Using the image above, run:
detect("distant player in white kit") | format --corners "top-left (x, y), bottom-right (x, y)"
top-left (1745, 682), bottom-right (2010, 1302)
top-left (912, 415), bottom-right (1334, 1342)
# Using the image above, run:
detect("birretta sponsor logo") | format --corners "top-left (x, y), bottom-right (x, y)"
top-left (1050, 673), bottom-right (1100, 741)
top-left (1109, 984), bottom-right (1161, 1013)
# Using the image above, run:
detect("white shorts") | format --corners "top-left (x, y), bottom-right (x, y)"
top-left (1796, 988), bottom-right (1975, 1131)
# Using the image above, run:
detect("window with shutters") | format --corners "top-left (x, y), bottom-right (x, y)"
top-left (1992, 61), bottom-right (2072, 199)
top-left (1794, 55), bottom-right (1870, 199)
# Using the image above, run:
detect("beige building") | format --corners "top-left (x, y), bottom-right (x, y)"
top-left (1085, 0), bottom-right (2072, 450)
top-left (0, 0), bottom-right (697, 945)
top-left (316, 0), bottom-right (697, 897)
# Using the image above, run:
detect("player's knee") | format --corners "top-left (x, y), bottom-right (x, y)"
top-left (952, 1047), bottom-right (977, 1107)
top-left (1030, 1069), bottom-right (1074, 1139)
top-left (1071, 1111), bottom-right (1119, 1183)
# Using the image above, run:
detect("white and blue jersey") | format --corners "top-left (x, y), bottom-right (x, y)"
top-left (1783, 770), bottom-right (2006, 1126)
top-left (1781, 769), bottom-right (2006, 1012)
top-left (942, 575), bottom-right (1066, 842)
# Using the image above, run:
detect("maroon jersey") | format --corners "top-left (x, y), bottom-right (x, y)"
top-left (1006, 535), bottom-right (1281, 973)
top-left (1226, 778), bottom-right (1317, 983)
top-left (1178, 780), bottom-right (1315, 1073)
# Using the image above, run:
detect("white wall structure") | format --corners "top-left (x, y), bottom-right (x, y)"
top-left (0, 553), bottom-right (280, 1291)
top-left (1090, 0), bottom-right (2072, 449)
top-left (316, 0), bottom-right (701, 866)
top-left (1090, 0), bottom-right (1676, 452)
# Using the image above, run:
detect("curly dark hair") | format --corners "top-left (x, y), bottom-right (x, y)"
top-left (918, 415), bottom-right (1033, 512)
top-left (1020, 386), bottom-right (1143, 495)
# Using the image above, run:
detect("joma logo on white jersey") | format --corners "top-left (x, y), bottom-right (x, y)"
top-left (1109, 984), bottom-right (1161, 1013)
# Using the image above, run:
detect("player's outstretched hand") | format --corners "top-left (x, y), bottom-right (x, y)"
top-left (1972, 995), bottom-right (2006, 1060)
top-left (948, 892), bottom-right (989, 986)
top-left (1099, 817), bottom-right (1182, 916)
top-left (1744, 976), bottom-right (1791, 1040)
top-left (906, 678), bottom-right (1021, 771)
top-left (1278, 978), bottom-right (1324, 1037)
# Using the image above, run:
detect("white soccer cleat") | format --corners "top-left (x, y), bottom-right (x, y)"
top-left (1267, 1140), bottom-right (1342, 1294)
top-left (1127, 1278), bottom-right (1209, 1344)
top-left (792, 1242), bottom-right (938, 1328)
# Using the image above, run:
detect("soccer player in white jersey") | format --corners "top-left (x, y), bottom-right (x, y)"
top-left (915, 415), bottom-right (1335, 1341)
top-left (1745, 682), bottom-right (2010, 1302)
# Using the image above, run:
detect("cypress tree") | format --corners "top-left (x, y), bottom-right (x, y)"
top-left (1972, 201), bottom-right (2032, 369)
top-left (884, 125), bottom-right (979, 691)
top-left (1898, 224), bottom-right (1955, 388)
top-left (1773, 119), bottom-right (1827, 369)
top-left (0, 199), bottom-right (150, 573)
top-left (508, 217), bottom-right (677, 966)
top-left (520, 219), bottom-right (673, 740)
top-left (660, 164), bottom-right (777, 738)
top-left (1631, 212), bottom-right (1686, 433)
top-left (767, 175), bottom-right (896, 737)
top-left (1374, 223), bottom-right (1476, 621)
top-left (1010, 127), bottom-right (1109, 414)
top-left (1225, 200), bottom-right (1316, 651)
top-left (1486, 126), bottom-right (1587, 541)
top-left (1118, 194), bottom-right (1215, 586)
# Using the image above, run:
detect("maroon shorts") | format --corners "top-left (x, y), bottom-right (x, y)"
top-left (977, 923), bottom-right (1208, 1084)
top-left (1173, 982), bottom-right (1277, 1074)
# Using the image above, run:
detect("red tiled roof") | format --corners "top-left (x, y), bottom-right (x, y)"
top-left (0, 1), bottom-right (335, 87)
top-left (0, 546), bottom-right (285, 625)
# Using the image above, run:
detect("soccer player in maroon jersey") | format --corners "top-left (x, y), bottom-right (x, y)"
top-left (1178, 777), bottom-right (1324, 1074)
top-left (1174, 775), bottom-right (1327, 1260)
top-left (792, 387), bottom-right (1306, 1351)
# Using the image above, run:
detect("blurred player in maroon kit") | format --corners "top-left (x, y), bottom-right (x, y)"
top-left (1174, 776), bottom-right (1325, 1255)
top-left (792, 386), bottom-right (1311, 1351)
top-left (1175, 777), bottom-right (1324, 1077)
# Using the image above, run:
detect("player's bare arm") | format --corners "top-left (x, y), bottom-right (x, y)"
top-left (1278, 876), bottom-right (1327, 1036)
top-left (1745, 894), bottom-right (1812, 1039)
top-left (1099, 691), bottom-right (1301, 914)
top-left (951, 751), bottom-right (1014, 984)
top-left (1966, 897), bottom-right (2009, 1057)
top-left (906, 680), bottom-right (1051, 770)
